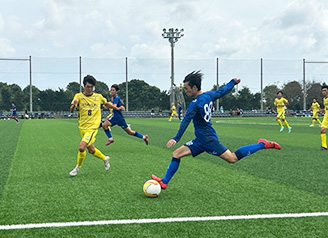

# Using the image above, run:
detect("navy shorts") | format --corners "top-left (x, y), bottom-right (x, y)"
top-left (12, 112), bottom-right (17, 116)
top-left (185, 139), bottom-right (228, 157)
top-left (108, 115), bottom-right (128, 129)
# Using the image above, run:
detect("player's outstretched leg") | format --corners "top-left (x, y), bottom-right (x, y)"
top-left (234, 139), bottom-right (281, 160)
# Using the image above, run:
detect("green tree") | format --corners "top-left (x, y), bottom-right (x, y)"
top-left (282, 81), bottom-right (303, 110)
top-left (263, 85), bottom-right (280, 109)
top-left (66, 82), bottom-right (82, 94)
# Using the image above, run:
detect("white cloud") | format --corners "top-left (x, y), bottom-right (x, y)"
top-left (0, 38), bottom-right (15, 56)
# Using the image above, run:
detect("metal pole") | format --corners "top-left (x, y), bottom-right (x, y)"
top-left (79, 56), bottom-right (82, 93)
top-left (216, 58), bottom-right (219, 111)
top-left (260, 58), bottom-right (263, 111)
top-left (171, 42), bottom-right (175, 105)
top-left (126, 57), bottom-right (129, 111)
top-left (29, 56), bottom-right (32, 112)
top-left (303, 58), bottom-right (306, 111)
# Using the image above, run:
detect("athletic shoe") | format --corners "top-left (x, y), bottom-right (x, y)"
top-left (310, 124), bottom-right (314, 127)
top-left (258, 139), bottom-right (281, 150)
top-left (144, 135), bottom-right (149, 145)
top-left (17, 121), bottom-right (20, 124)
top-left (152, 174), bottom-right (168, 190)
top-left (105, 139), bottom-right (115, 146)
top-left (321, 147), bottom-right (328, 151)
top-left (288, 127), bottom-right (292, 133)
top-left (280, 127), bottom-right (284, 132)
top-left (69, 167), bottom-right (81, 177)
top-left (104, 156), bottom-right (110, 171)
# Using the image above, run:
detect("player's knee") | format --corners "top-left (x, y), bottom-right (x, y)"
top-left (102, 123), bottom-right (108, 130)
top-left (127, 130), bottom-right (135, 135)
top-left (78, 147), bottom-right (85, 153)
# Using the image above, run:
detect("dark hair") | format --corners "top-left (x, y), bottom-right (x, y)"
top-left (277, 91), bottom-right (283, 95)
top-left (111, 84), bottom-right (120, 91)
top-left (313, 98), bottom-right (317, 101)
top-left (183, 70), bottom-right (203, 91)
top-left (322, 85), bottom-right (328, 90)
top-left (83, 75), bottom-right (96, 86)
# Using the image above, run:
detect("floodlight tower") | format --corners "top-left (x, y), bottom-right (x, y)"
top-left (162, 28), bottom-right (184, 105)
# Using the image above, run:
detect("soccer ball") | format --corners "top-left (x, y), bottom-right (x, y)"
top-left (143, 180), bottom-right (161, 198)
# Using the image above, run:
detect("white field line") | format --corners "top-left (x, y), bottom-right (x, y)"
top-left (1, 212), bottom-right (328, 230)
top-left (215, 120), bottom-right (314, 126)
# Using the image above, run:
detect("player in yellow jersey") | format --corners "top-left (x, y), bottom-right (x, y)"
top-left (274, 91), bottom-right (292, 133)
top-left (169, 103), bottom-right (179, 121)
top-left (319, 86), bottom-right (328, 150)
top-left (308, 98), bottom-right (322, 127)
top-left (69, 75), bottom-right (124, 176)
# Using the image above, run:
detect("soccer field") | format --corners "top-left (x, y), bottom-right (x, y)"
top-left (0, 117), bottom-right (328, 237)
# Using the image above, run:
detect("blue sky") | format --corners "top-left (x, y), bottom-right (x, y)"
top-left (0, 0), bottom-right (328, 92)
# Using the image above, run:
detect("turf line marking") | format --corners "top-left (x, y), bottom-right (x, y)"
top-left (1, 212), bottom-right (328, 230)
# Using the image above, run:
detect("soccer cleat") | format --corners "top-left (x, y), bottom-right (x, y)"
top-left (105, 139), bottom-right (115, 146)
top-left (104, 156), bottom-right (110, 171)
top-left (152, 174), bottom-right (168, 190)
top-left (258, 139), bottom-right (281, 150)
top-left (280, 127), bottom-right (284, 132)
top-left (310, 124), bottom-right (314, 127)
top-left (144, 135), bottom-right (149, 145)
top-left (321, 147), bottom-right (328, 151)
top-left (288, 127), bottom-right (292, 133)
top-left (69, 167), bottom-right (81, 177)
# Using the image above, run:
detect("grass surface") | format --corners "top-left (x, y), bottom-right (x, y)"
top-left (0, 117), bottom-right (328, 237)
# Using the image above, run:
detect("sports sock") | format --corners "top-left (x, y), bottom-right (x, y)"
top-left (277, 120), bottom-right (283, 127)
top-left (318, 119), bottom-right (322, 125)
top-left (92, 148), bottom-right (106, 161)
top-left (162, 157), bottom-right (181, 185)
top-left (321, 134), bottom-right (327, 148)
top-left (312, 120), bottom-right (316, 126)
top-left (169, 116), bottom-right (173, 121)
top-left (234, 143), bottom-right (266, 160)
top-left (134, 131), bottom-right (144, 139)
top-left (283, 120), bottom-right (291, 129)
top-left (77, 151), bottom-right (86, 167)
top-left (104, 129), bottom-right (113, 140)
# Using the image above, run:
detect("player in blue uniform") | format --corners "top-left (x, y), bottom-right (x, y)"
top-left (152, 71), bottom-right (281, 190)
top-left (10, 103), bottom-right (19, 124)
top-left (177, 103), bottom-right (183, 121)
top-left (102, 84), bottom-right (149, 146)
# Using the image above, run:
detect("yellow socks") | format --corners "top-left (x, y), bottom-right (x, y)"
top-left (77, 151), bottom-right (86, 167)
top-left (93, 148), bottom-right (106, 161)
top-left (283, 120), bottom-right (291, 129)
top-left (321, 134), bottom-right (327, 149)
top-left (318, 119), bottom-right (322, 125)
top-left (277, 120), bottom-right (283, 127)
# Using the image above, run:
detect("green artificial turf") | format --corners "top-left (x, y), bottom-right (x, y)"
top-left (0, 117), bottom-right (327, 237)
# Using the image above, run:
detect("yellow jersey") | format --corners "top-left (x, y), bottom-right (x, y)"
top-left (274, 97), bottom-right (288, 113)
top-left (72, 92), bottom-right (107, 130)
top-left (171, 106), bottom-right (176, 112)
top-left (312, 102), bottom-right (320, 114)
top-left (324, 97), bottom-right (328, 119)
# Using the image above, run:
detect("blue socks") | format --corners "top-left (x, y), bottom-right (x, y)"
top-left (104, 129), bottom-right (113, 140)
top-left (134, 131), bottom-right (144, 139)
top-left (162, 157), bottom-right (181, 185)
top-left (235, 143), bottom-right (265, 160)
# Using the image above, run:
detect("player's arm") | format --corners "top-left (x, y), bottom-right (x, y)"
top-left (168, 102), bottom-right (197, 148)
top-left (70, 100), bottom-right (78, 113)
top-left (209, 78), bottom-right (240, 101)
top-left (308, 106), bottom-right (313, 112)
top-left (104, 102), bottom-right (125, 111)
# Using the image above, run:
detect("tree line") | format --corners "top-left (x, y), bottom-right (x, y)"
top-left (0, 80), bottom-right (326, 112)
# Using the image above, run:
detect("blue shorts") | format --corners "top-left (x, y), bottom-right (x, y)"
top-left (185, 139), bottom-right (228, 157)
top-left (12, 112), bottom-right (17, 116)
top-left (108, 115), bottom-right (128, 129)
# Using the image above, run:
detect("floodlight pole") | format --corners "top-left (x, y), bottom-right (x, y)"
top-left (162, 28), bottom-right (184, 106)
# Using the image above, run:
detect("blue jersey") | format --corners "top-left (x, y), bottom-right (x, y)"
top-left (12, 106), bottom-right (17, 115)
top-left (112, 95), bottom-right (123, 118)
top-left (173, 79), bottom-right (236, 143)
top-left (178, 106), bottom-right (183, 114)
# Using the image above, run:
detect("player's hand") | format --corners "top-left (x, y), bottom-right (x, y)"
top-left (119, 106), bottom-right (125, 111)
top-left (167, 139), bottom-right (177, 148)
top-left (73, 100), bottom-right (78, 106)
top-left (233, 78), bottom-right (241, 84)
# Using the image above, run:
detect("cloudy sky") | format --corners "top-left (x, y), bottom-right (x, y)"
top-left (1, 0), bottom-right (328, 92)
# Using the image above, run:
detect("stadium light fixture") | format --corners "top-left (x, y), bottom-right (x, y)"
top-left (162, 28), bottom-right (184, 105)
